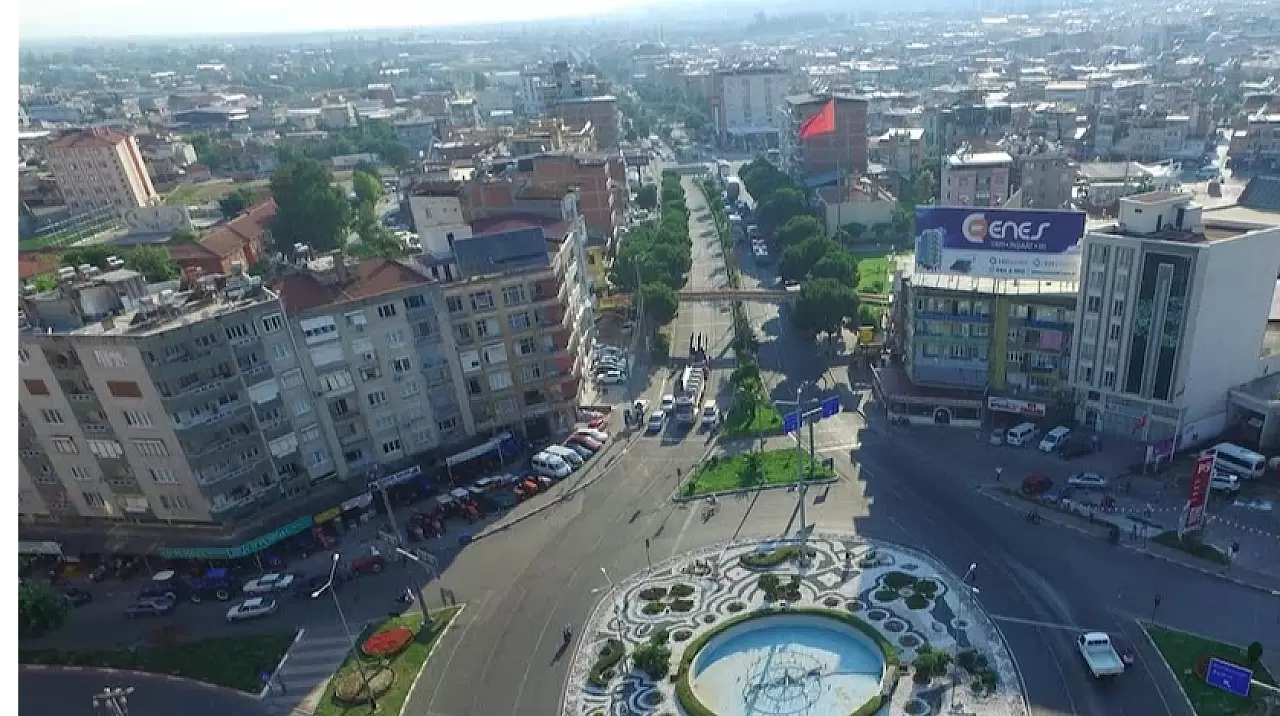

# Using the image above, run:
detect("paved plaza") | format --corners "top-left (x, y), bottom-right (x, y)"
top-left (564, 536), bottom-right (1028, 716)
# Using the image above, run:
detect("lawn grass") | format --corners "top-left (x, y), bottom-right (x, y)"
top-left (1153, 531), bottom-right (1229, 565)
top-left (682, 448), bottom-right (834, 496)
top-left (164, 180), bottom-right (268, 207)
top-left (851, 248), bottom-right (900, 294)
top-left (1145, 623), bottom-right (1274, 716)
top-left (19, 630), bottom-right (297, 692)
top-left (313, 606), bottom-right (460, 716)
top-left (722, 399), bottom-right (783, 438)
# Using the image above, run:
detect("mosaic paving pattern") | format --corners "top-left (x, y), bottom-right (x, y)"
top-left (561, 535), bottom-right (1028, 716)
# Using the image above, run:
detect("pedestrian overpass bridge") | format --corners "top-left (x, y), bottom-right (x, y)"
top-left (675, 289), bottom-right (891, 305)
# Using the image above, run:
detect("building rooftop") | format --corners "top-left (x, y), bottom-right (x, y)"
top-left (50, 127), bottom-right (130, 150)
top-left (199, 199), bottom-right (276, 258)
top-left (471, 213), bottom-right (571, 241)
top-left (909, 270), bottom-right (1078, 296)
top-left (1122, 190), bottom-right (1185, 205)
top-left (453, 227), bottom-right (553, 279)
top-left (947, 149), bottom-right (1014, 168)
top-left (555, 95), bottom-right (617, 105)
top-left (48, 272), bottom-right (276, 338)
top-left (274, 256), bottom-right (430, 314)
top-left (1231, 369), bottom-right (1280, 404)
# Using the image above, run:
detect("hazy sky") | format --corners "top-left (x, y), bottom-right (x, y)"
top-left (19, 0), bottom-right (663, 40)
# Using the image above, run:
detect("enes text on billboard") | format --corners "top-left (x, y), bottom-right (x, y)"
top-left (914, 207), bottom-right (1087, 280)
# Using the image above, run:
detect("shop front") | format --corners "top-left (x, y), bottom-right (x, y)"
top-left (873, 365), bottom-right (983, 428)
top-left (157, 516), bottom-right (316, 562)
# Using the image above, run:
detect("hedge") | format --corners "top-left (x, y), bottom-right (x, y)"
top-left (587, 639), bottom-right (625, 688)
top-left (674, 607), bottom-right (899, 716)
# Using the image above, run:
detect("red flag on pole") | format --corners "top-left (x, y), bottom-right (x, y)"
top-left (797, 99), bottom-right (836, 139)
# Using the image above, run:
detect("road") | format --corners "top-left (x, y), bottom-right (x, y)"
top-left (21, 668), bottom-right (270, 716)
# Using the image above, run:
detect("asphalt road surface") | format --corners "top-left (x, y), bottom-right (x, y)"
top-left (21, 668), bottom-right (270, 716)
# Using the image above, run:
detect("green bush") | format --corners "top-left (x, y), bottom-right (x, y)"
top-left (670, 599), bottom-right (695, 613)
top-left (638, 586), bottom-right (668, 601)
top-left (874, 589), bottom-right (898, 603)
top-left (633, 638), bottom-right (672, 680)
top-left (957, 650), bottom-right (989, 673)
top-left (740, 545), bottom-right (816, 569)
top-left (883, 571), bottom-right (917, 589)
top-left (587, 639), bottom-right (626, 688)
top-left (669, 583), bottom-right (694, 599)
top-left (913, 645), bottom-right (952, 679)
top-left (641, 601), bottom-right (665, 615)
top-left (904, 594), bottom-right (929, 610)
top-left (914, 579), bottom-right (939, 598)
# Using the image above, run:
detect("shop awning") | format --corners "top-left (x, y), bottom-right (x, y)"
top-left (446, 432), bottom-right (511, 467)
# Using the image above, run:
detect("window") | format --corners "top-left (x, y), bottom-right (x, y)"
top-left (1079, 364), bottom-right (1094, 383)
top-left (454, 323), bottom-right (473, 343)
top-left (19, 347), bottom-right (30, 364)
top-left (1107, 323), bottom-right (1122, 341)
top-left (508, 312), bottom-right (530, 331)
top-left (94, 349), bottom-right (127, 368)
top-left (345, 311), bottom-right (368, 329)
top-left (481, 343), bottom-right (507, 365)
top-left (82, 492), bottom-right (106, 508)
top-left (24, 379), bottom-right (49, 396)
top-left (516, 337), bottom-right (536, 356)
top-left (71, 466), bottom-right (92, 481)
top-left (972, 323), bottom-right (989, 338)
top-left (460, 350), bottom-right (482, 373)
top-left (374, 413), bottom-right (396, 432)
top-left (404, 294), bottom-right (427, 310)
top-left (133, 439), bottom-right (169, 457)
top-left (1007, 351), bottom-right (1024, 364)
top-left (319, 371), bottom-right (354, 393)
top-left (308, 449), bottom-right (331, 468)
top-left (401, 380), bottom-right (420, 398)
top-left (300, 424), bottom-right (322, 443)
top-left (367, 390), bottom-right (388, 407)
top-left (388, 329), bottom-right (406, 347)
top-left (1102, 369), bottom-right (1116, 388)
top-left (149, 468), bottom-right (178, 484)
top-left (291, 399), bottom-right (313, 418)
top-left (381, 439), bottom-right (403, 455)
top-left (437, 416), bottom-right (459, 432)
top-left (476, 317), bottom-right (500, 338)
top-left (107, 380), bottom-right (142, 398)
top-left (488, 370), bottom-right (513, 391)
top-left (225, 323), bottom-right (252, 340)
top-left (467, 378), bottom-right (483, 396)
top-left (502, 284), bottom-right (527, 306)
top-left (376, 303), bottom-right (398, 319)
top-left (160, 495), bottom-right (191, 510)
top-left (1111, 299), bottom-right (1125, 317)
top-left (52, 436), bottom-right (79, 454)
top-left (1085, 296), bottom-right (1102, 313)
top-left (446, 296), bottom-right (466, 315)
top-left (280, 369), bottom-right (305, 390)
top-left (260, 313), bottom-right (284, 333)
top-left (392, 357), bottom-right (412, 374)
top-left (469, 290), bottom-right (494, 311)
top-left (271, 343), bottom-right (291, 361)
top-left (123, 410), bottom-right (153, 428)
top-left (521, 363), bottom-right (543, 381)
top-left (40, 409), bottom-right (64, 424)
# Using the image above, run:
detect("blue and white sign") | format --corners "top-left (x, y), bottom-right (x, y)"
top-left (914, 207), bottom-right (1087, 280)
top-left (1205, 658), bottom-right (1252, 697)
top-left (782, 411), bottom-right (801, 434)
top-left (821, 396), bottom-right (841, 418)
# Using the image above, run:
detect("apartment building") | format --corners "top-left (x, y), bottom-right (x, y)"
top-left (494, 153), bottom-right (628, 244)
top-left (1228, 113), bottom-right (1280, 173)
top-left (869, 128), bottom-right (926, 180)
top-left (709, 63), bottom-right (791, 150)
top-left (1093, 109), bottom-right (1193, 161)
top-left (554, 95), bottom-right (620, 150)
top-left (46, 127), bottom-right (158, 215)
top-left (779, 92), bottom-right (868, 182)
top-left (988, 293), bottom-right (1077, 412)
top-left (1069, 192), bottom-right (1280, 443)
top-left (1013, 147), bottom-right (1073, 211)
top-left (942, 144), bottom-right (1013, 207)
top-left (19, 266), bottom-right (318, 534)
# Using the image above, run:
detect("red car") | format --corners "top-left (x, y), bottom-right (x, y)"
top-left (350, 547), bottom-right (386, 576)
top-left (568, 434), bottom-right (602, 452)
top-left (587, 416), bottom-right (609, 430)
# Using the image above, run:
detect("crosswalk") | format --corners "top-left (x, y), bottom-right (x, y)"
top-left (261, 627), bottom-right (356, 716)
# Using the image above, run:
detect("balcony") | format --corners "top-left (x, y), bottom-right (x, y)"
top-left (187, 438), bottom-right (235, 458)
top-left (172, 402), bottom-right (248, 431)
top-left (1010, 314), bottom-right (1074, 330)
top-left (559, 376), bottom-right (581, 402)
top-left (163, 376), bottom-right (230, 401)
top-left (240, 363), bottom-right (271, 382)
top-left (199, 456), bottom-right (267, 487)
top-left (550, 329), bottom-right (572, 354)
top-left (67, 392), bottom-right (98, 403)
top-left (914, 309), bottom-right (991, 323)
top-left (415, 328), bottom-right (443, 345)
top-left (227, 332), bottom-right (259, 349)
top-left (530, 279), bottom-right (559, 306)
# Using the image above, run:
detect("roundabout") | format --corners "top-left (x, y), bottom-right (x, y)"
top-left (562, 535), bottom-right (1028, 716)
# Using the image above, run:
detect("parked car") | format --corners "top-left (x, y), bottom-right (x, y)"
top-left (125, 597), bottom-right (176, 619)
top-left (647, 410), bottom-right (666, 434)
top-left (1038, 426), bottom-right (1071, 453)
top-left (574, 428), bottom-right (609, 443)
top-left (350, 547), bottom-right (386, 576)
top-left (1210, 472), bottom-right (1241, 494)
top-left (1067, 472), bottom-right (1109, 489)
top-left (597, 370), bottom-right (627, 385)
top-left (565, 442), bottom-right (594, 460)
top-left (1058, 439), bottom-right (1093, 460)
top-left (226, 596), bottom-right (279, 622)
top-left (243, 573), bottom-right (297, 596)
top-left (1021, 473), bottom-right (1053, 497)
top-left (292, 575), bottom-right (330, 600)
top-left (568, 434), bottom-right (603, 452)
top-left (988, 429), bottom-right (1004, 445)
top-left (62, 587), bottom-right (93, 607)
top-left (660, 394), bottom-right (676, 414)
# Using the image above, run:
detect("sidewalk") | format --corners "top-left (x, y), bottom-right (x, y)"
top-left (261, 627), bottom-right (355, 715)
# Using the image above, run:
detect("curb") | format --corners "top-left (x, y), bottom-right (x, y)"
top-left (1134, 619), bottom-right (1198, 716)
top-left (978, 487), bottom-right (1280, 596)
top-left (253, 627), bottom-right (307, 700)
top-left (397, 604), bottom-right (466, 716)
top-left (671, 477), bottom-right (839, 503)
top-left (20, 663), bottom-right (264, 699)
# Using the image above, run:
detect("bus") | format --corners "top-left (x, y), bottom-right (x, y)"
top-left (1201, 443), bottom-right (1267, 478)
top-left (674, 365), bottom-right (704, 425)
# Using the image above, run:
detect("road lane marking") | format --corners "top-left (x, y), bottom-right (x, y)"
top-left (988, 614), bottom-right (1084, 632)
top-left (668, 500), bottom-right (701, 556)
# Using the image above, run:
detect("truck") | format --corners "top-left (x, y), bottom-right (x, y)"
top-left (1077, 632), bottom-right (1125, 678)
top-left (725, 177), bottom-right (742, 204)
top-left (674, 364), bottom-right (705, 426)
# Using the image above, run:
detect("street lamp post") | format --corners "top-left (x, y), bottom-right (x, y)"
top-left (953, 562), bottom-right (979, 709)
top-left (92, 686), bottom-right (134, 716)
top-left (591, 566), bottom-right (623, 632)
top-left (313, 553), bottom-right (377, 711)
top-left (393, 547), bottom-right (435, 625)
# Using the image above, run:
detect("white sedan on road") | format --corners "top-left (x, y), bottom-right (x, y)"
top-left (226, 596), bottom-right (278, 622)
top-left (1067, 472), bottom-right (1109, 490)
top-left (597, 370), bottom-right (627, 385)
top-left (242, 572), bottom-right (296, 595)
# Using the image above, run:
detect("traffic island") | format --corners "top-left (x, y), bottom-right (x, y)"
top-left (19, 630), bottom-right (298, 692)
top-left (1143, 623), bottom-right (1275, 716)
top-left (562, 535), bottom-right (1029, 716)
top-left (676, 448), bottom-right (834, 499)
top-left (314, 606), bottom-right (461, 716)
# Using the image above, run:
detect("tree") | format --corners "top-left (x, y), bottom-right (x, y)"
top-left (217, 186), bottom-right (256, 218)
top-left (757, 187), bottom-right (808, 234)
top-left (19, 582), bottom-right (70, 637)
top-left (792, 278), bottom-right (859, 339)
top-left (270, 158), bottom-right (353, 253)
top-left (639, 282), bottom-right (679, 325)
top-left (811, 252), bottom-right (858, 286)
top-left (169, 228), bottom-right (198, 243)
top-left (780, 235), bottom-right (839, 282)
top-left (61, 244), bottom-right (114, 270)
top-left (31, 274), bottom-right (57, 291)
top-left (911, 169), bottom-right (937, 205)
top-left (125, 245), bottom-right (180, 283)
top-left (349, 205), bottom-right (404, 259)
top-left (891, 204), bottom-right (915, 241)
top-left (352, 169), bottom-right (382, 208)
top-left (1247, 641), bottom-right (1264, 665)
top-left (776, 215), bottom-right (824, 247)
top-left (190, 133), bottom-right (229, 173)
top-left (635, 184), bottom-right (658, 210)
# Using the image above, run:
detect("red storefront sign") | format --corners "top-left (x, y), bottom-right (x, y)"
top-left (1181, 454), bottom-right (1214, 534)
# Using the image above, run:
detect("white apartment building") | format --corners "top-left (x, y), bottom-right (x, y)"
top-left (711, 64), bottom-right (791, 149)
top-left (942, 145), bottom-right (1013, 207)
top-left (46, 127), bottom-right (158, 215)
top-left (1069, 192), bottom-right (1280, 444)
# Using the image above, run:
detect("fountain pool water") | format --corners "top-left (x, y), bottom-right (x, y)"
top-left (690, 613), bottom-right (885, 716)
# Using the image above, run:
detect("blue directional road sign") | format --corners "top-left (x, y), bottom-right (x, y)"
top-left (782, 410), bottom-right (800, 434)
top-left (1205, 657), bottom-right (1252, 697)
top-left (821, 396), bottom-right (841, 418)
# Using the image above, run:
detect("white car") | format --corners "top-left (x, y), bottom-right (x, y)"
top-left (660, 394), bottom-right (676, 414)
top-left (574, 428), bottom-right (609, 443)
top-left (242, 573), bottom-right (296, 595)
top-left (226, 596), bottom-right (278, 622)
top-left (1067, 472), bottom-right (1109, 490)
top-left (1210, 472), bottom-right (1241, 493)
top-left (647, 410), bottom-right (666, 434)
top-left (597, 370), bottom-right (627, 385)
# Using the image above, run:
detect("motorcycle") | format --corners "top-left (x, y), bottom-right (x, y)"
top-left (1025, 511), bottom-right (1042, 525)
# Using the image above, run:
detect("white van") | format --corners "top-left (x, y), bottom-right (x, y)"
top-left (1005, 422), bottom-right (1040, 447)
top-left (544, 444), bottom-right (584, 469)
top-left (1201, 443), bottom-right (1267, 479)
top-left (532, 452), bottom-right (572, 479)
top-left (1038, 426), bottom-right (1071, 453)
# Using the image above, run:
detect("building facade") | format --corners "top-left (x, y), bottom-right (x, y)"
top-left (779, 93), bottom-right (869, 182)
top-left (709, 64), bottom-right (791, 150)
top-left (1015, 149), bottom-right (1073, 210)
top-left (942, 145), bottom-right (1014, 207)
top-left (46, 128), bottom-right (158, 215)
top-left (554, 96), bottom-right (620, 150)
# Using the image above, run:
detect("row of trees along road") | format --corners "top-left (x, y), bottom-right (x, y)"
top-left (607, 170), bottom-right (690, 326)
top-left (738, 158), bottom-right (861, 340)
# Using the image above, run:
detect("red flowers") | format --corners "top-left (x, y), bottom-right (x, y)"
top-left (361, 627), bottom-right (414, 657)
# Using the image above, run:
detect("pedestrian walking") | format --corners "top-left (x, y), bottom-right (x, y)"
top-left (276, 674), bottom-right (288, 695)
top-left (995, 467), bottom-right (1003, 483)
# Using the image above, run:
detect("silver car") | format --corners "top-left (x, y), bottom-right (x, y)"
top-left (1066, 472), bottom-right (1108, 490)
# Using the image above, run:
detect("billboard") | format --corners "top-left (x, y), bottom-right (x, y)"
top-left (1180, 454), bottom-right (1215, 535)
top-left (914, 207), bottom-right (1087, 280)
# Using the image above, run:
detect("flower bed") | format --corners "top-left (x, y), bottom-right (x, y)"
top-left (361, 627), bottom-right (414, 657)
